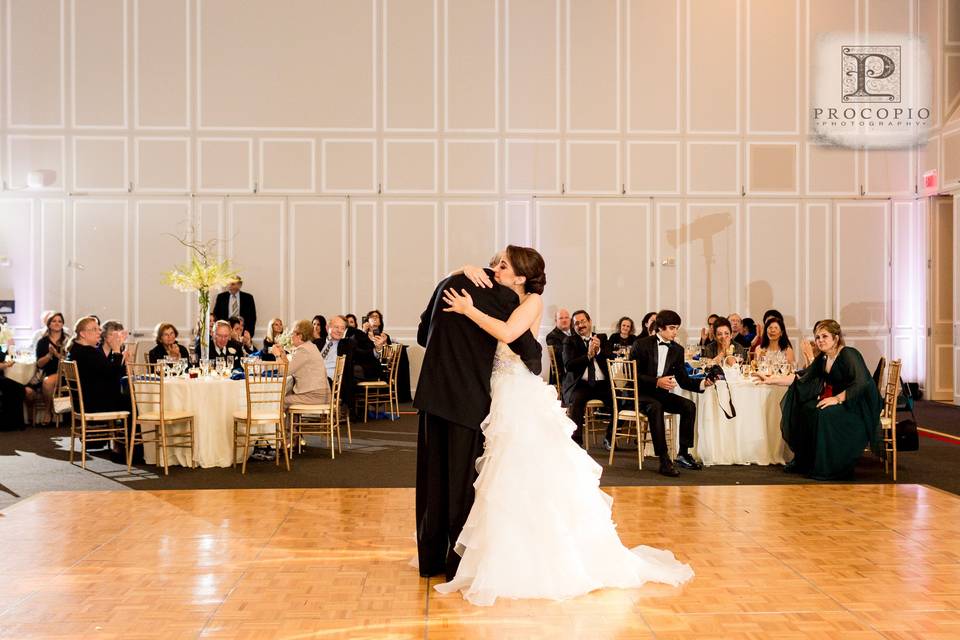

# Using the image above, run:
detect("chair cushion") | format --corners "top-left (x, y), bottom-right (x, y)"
top-left (288, 404), bottom-right (331, 414)
top-left (136, 411), bottom-right (193, 422)
top-left (357, 381), bottom-right (388, 388)
top-left (585, 399), bottom-right (605, 407)
top-left (232, 410), bottom-right (283, 422)
top-left (84, 411), bottom-right (130, 421)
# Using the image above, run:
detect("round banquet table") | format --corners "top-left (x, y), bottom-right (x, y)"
top-left (679, 376), bottom-right (793, 466)
top-left (6, 359), bottom-right (37, 385)
top-left (140, 376), bottom-right (282, 469)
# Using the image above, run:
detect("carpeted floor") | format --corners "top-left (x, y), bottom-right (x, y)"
top-left (0, 400), bottom-right (957, 511)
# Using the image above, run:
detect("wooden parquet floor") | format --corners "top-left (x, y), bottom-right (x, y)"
top-left (1, 484), bottom-right (959, 639)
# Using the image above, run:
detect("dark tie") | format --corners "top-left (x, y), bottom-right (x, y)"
top-left (585, 339), bottom-right (595, 384)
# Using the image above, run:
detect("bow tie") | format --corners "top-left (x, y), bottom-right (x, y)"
top-left (657, 340), bottom-right (671, 347)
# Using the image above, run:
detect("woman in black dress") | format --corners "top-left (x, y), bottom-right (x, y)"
top-left (35, 311), bottom-right (68, 424)
top-left (66, 317), bottom-right (130, 414)
top-left (607, 316), bottom-right (637, 355)
top-left (759, 319), bottom-right (881, 480)
top-left (147, 322), bottom-right (189, 363)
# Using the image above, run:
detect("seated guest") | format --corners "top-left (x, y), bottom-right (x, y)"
top-left (30, 310), bottom-right (66, 350)
top-left (270, 320), bottom-right (330, 407)
top-left (628, 310), bottom-right (712, 477)
top-left (345, 314), bottom-right (359, 330)
top-left (363, 309), bottom-right (392, 364)
top-left (741, 317), bottom-right (757, 344)
top-left (608, 316), bottom-right (637, 355)
top-left (757, 317), bottom-right (795, 365)
top-left (545, 308), bottom-right (572, 387)
top-left (229, 316), bottom-right (256, 355)
top-left (759, 319), bottom-right (881, 480)
top-left (561, 310), bottom-right (612, 448)
top-left (148, 323), bottom-right (189, 363)
top-left (702, 317), bottom-right (748, 364)
top-left (698, 313), bottom-right (719, 348)
top-left (259, 318), bottom-right (284, 361)
top-left (35, 311), bottom-right (68, 424)
top-left (311, 315), bottom-right (327, 343)
top-left (263, 318), bottom-right (284, 352)
top-left (209, 320), bottom-right (243, 370)
top-left (800, 328), bottom-right (819, 368)
top-left (728, 313), bottom-right (750, 348)
top-left (316, 315), bottom-right (356, 405)
top-left (750, 309), bottom-right (784, 355)
top-left (0, 342), bottom-right (30, 430)
top-left (639, 312), bottom-right (658, 337)
top-left (66, 317), bottom-right (130, 413)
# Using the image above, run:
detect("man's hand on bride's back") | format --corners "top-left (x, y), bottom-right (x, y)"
top-left (442, 288), bottom-right (475, 315)
top-left (462, 265), bottom-right (493, 288)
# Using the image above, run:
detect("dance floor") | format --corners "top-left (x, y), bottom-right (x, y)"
top-left (2, 485), bottom-right (960, 639)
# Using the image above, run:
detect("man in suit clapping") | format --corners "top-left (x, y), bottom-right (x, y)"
top-left (562, 310), bottom-right (612, 448)
top-left (628, 309), bottom-right (712, 477)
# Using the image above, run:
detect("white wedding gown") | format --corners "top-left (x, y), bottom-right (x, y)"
top-left (434, 342), bottom-right (694, 606)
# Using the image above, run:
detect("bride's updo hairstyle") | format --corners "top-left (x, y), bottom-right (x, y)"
top-left (504, 245), bottom-right (546, 294)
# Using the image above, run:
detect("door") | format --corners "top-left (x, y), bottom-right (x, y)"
top-left (928, 196), bottom-right (954, 401)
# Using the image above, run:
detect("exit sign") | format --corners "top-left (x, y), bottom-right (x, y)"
top-left (923, 170), bottom-right (938, 190)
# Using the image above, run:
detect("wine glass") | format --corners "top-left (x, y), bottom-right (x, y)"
top-left (215, 357), bottom-right (226, 376)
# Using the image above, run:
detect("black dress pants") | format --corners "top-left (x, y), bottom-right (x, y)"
top-left (415, 412), bottom-right (484, 581)
top-left (567, 381), bottom-right (612, 443)
top-left (637, 390), bottom-right (697, 458)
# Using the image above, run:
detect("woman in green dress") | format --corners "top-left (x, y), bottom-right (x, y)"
top-left (759, 319), bottom-right (881, 480)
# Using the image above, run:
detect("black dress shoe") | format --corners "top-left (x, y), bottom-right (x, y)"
top-left (658, 461), bottom-right (680, 477)
top-left (675, 453), bottom-right (702, 470)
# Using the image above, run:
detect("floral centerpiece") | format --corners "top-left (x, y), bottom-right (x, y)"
top-left (274, 330), bottom-right (294, 353)
top-left (161, 232), bottom-right (238, 365)
top-left (0, 321), bottom-right (13, 351)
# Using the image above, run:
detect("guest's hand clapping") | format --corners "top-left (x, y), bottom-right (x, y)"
top-left (462, 265), bottom-right (493, 288)
top-left (587, 336), bottom-right (600, 358)
top-left (442, 288), bottom-right (475, 315)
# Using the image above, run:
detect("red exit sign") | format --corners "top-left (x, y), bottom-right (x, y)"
top-left (923, 170), bottom-right (938, 190)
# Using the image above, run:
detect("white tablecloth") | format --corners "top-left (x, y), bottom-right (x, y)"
top-left (6, 360), bottom-right (37, 385)
top-left (681, 378), bottom-right (792, 466)
top-left (141, 376), bottom-right (282, 469)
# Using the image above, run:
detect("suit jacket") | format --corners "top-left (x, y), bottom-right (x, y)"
top-left (213, 290), bottom-right (257, 337)
top-left (345, 327), bottom-right (382, 380)
top-left (628, 334), bottom-right (703, 396)
top-left (545, 327), bottom-right (570, 384)
top-left (313, 336), bottom-right (357, 402)
top-left (414, 270), bottom-right (540, 429)
top-left (561, 332), bottom-right (610, 405)
top-left (209, 340), bottom-right (244, 371)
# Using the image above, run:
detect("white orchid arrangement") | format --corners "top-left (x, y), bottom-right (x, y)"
top-left (274, 331), bottom-right (294, 352)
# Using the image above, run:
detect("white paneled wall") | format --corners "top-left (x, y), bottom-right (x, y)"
top-left (0, 0), bottom-right (953, 390)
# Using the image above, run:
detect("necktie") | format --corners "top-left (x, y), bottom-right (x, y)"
top-left (230, 294), bottom-right (239, 318)
top-left (321, 339), bottom-right (333, 358)
top-left (658, 340), bottom-right (671, 347)
top-left (585, 338), bottom-right (596, 384)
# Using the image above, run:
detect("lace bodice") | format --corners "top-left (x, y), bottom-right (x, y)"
top-left (492, 341), bottom-right (528, 378)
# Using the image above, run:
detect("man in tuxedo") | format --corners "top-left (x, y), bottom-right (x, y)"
top-left (214, 277), bottom-right (257, 338)
top-left (209, 320), bottom-right (243, 370)
top-left (628, 309), bottom-right (712, 477)
top-left (562, 310), bottom-right (612, 448)
top-left (414, 266), bottom-right (539, 581)
top-left (728, 313), bottom-right (751, 348)
top-left (545, 307), bottom-right (572, 389)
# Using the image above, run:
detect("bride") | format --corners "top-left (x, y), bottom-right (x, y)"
top-left (434, 245), bottom-right (693, 606)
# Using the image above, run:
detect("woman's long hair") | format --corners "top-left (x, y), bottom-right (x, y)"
top-left (760, 317), bottom-right (791, 351)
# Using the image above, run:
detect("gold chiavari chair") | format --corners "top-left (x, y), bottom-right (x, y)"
top-left (582, 400), bottom-right (609, 450)
top-left (547, 345), bottom-right (562, 399)
top-left (287, 355), bottom-right (346, 459)
top-left (50, 359), bottom-right (72, 429)
top-left (233, 360), bottom-right (290, 474)
top-left (61, 361), bottom-right (130, 470)
top-left (355, 344), bottom-right (402, 423)
top-left (607, 359), bottom-right (649, 469)
top-left (879, 358), bottom-right (903, 481)
top-left (127, 362), bottom-right (196, 475)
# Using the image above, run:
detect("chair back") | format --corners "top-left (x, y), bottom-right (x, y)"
top-left (384, 343), bottom-right (403, 382)
top-left (126, 362), bottom-right (166, 423)
top-left (330, 355), bottom-right (346, 406)
top-left (242, 360), bottom-right (288, 422)
top-left (547, 345), bottom-right (561, 396)
top-left (60, 359), bottom-right (83, 419)
top-left (608, 358), bottom-right (639, 418)
top-left (873, 356), bottom-right (887, 393)
top-left (881, 359), bottom-right (902, 423)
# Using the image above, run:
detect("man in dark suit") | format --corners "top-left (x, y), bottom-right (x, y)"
top-left (213, 277), bottom-right (257, 338)
top-left (628, 309), bottom-right (712, 477)
top-left (562, 310), bottom-right (612, 448)
top-left (315, 315), bottom-right (359, 408)
top-left (209, 320), bottom-right (244, 370)
top-left (414, 266), bottom-right (539, 581)
top-left (545, 307), bottom-right (572, 389)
